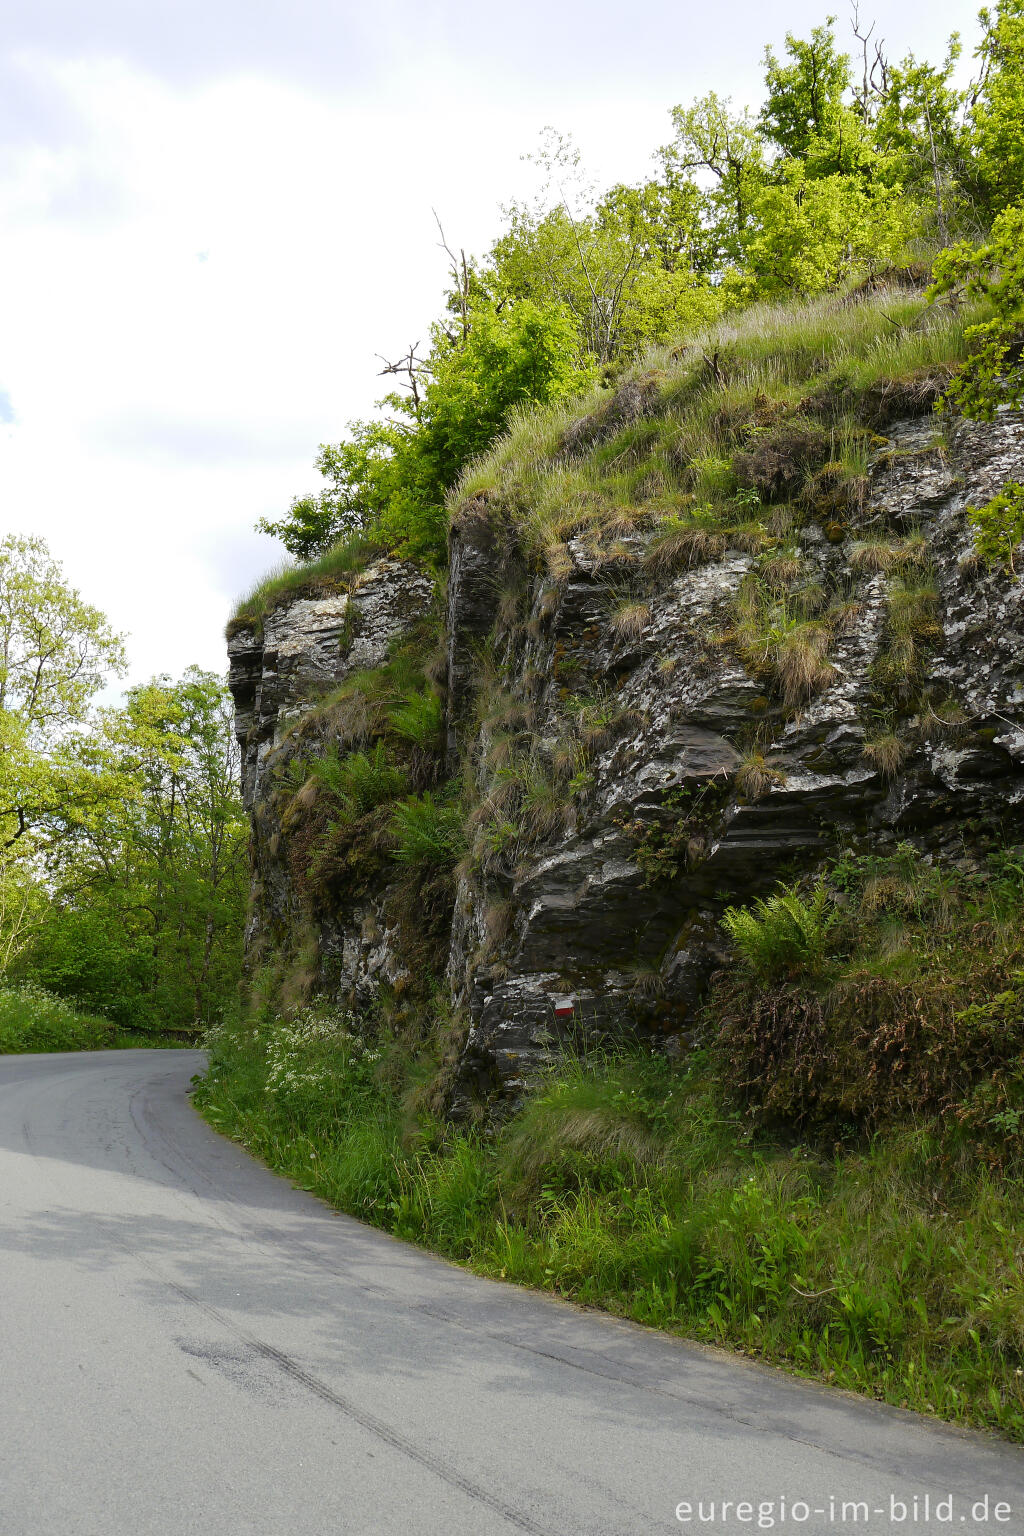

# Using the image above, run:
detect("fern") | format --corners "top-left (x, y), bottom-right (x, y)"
top-left (722, 879), bottom-right (837, 981)
top-left (309, 742), bottom-right (407, 821)
top-left (390, 793), bottom-right (466, 866)
top-left (388, 691), bottom-right (443, 749)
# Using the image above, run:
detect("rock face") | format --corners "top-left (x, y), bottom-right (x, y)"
top-left (442, 411), bottom-right (1024, 1104)
top-left (227, 558), bottom-right (434, 991)
top-left (230, 413), bottom-right (1024, 1111)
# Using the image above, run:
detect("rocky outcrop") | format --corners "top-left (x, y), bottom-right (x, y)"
top-left (227, 559), bottom-right (434, 989)
top-left (229, 413), bottom-right (1024, 1112)
top-left (442, 411), bottom-right (1024, 1105)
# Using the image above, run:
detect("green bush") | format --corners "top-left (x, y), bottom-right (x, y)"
top-left (722, 879), bottom-right (837, 981)
top-left (0, 982), bottom-right (116, 1053)
top-left (967, 482), bottom-right (1024, 571)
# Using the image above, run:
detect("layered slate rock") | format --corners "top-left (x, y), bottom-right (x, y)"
top-left (228, 561), bottom-right (434, 810)
top-left (443, 412), bottom-right (1024, 1107)
top-left (228, 413), bottom-right (1024, 1113)
top-left (227, 559), bottom-right (434, 990)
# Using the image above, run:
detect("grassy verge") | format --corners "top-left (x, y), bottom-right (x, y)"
top-left (195, 844), bottom-right (1024, 1442)
top-left (0, 981), bottom-right (183, 1052)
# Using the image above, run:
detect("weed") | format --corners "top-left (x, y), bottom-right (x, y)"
top-left (735, 752), bottom-right (787, 800)
top-left (966, 483), bottom-right (1024, 572)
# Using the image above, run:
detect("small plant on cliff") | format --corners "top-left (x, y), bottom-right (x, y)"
top-left (722, 879), bottom-right (837, 982)
top-left (390, 793), bottom-right (467, 867)
top-left (310, 742), bottom-right (408, 821)
top-left (967, 483), bottom-right (1024, 572)
top-left (733, 577), bottom-right (837, 709)
top-left (387, 690), bottom-right (444, 751)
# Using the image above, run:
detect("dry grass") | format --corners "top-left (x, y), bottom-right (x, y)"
top-left (862, 732), bottom-right (911, 776)
top-left (643, 521), bottom-right (728, 574)
top-left (850, 533), bottom-right (929, 574)
top-left (610, 599), bottom-right (652, 639)
top-left (735, 753), bottom-right (788, 800)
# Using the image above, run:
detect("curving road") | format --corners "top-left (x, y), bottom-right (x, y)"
top-left (0, 1050), bottom-right (1021, 1536)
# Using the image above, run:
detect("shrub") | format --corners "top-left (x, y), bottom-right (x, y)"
top-left (967, 482), bottom-right (1024, 572)
top-left (722, 880), bottom-right (837, 982)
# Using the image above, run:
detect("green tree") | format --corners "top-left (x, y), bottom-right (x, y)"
top-left (0, 533), bottom-right (126, 850)
top-left (760, 19), bottom-right (852, 162)
top-left (659, 93), bottom-right (767, 266)
top-left (972, 0), bottom-right (1024, 215)
top-left (26, 669), bottom-right (248, 1029)
top-left (261, 298), bottom-right (590, 563)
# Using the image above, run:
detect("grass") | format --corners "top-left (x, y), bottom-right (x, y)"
top-left (732, 578), bottom-right (840, 709)
top-left (0, 981), bottom-right (173, 1052)
top-left (196, 936), bottom-right (1024, 1443)
top-left (451, 284), bottom-right (984, 570)
top-left (227, 533), bottom-right (382, 633)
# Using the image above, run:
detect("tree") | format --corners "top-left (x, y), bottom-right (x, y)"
top-left (260, 297), bottom-right (591, 564)
top-left (972, 0), bottom-right (1024, 215)
top-left (0, 535), bottom-right (127, 976)
top-left (0, 533), bottom-right (126, 849)
top-left (741, 164), bottom-right (917, 299)
top-left (24, 669), bottom-right (248, 1029)
top-left (659, 93), bottom-right (767, 266)
top-left (760, 19), bottom-right (852, 162)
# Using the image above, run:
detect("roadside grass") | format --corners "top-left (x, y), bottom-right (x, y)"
top-left (0, 981), bottom-right (179, 1052)
top-left (196, 842), bottom-right (1024, 1445)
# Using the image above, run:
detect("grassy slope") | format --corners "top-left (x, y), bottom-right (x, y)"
top-left (205, 281), bottom-right (1024, 1439)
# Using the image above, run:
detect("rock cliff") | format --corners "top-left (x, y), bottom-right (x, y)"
top-left (229, 331), bottom-right (1024, 1114)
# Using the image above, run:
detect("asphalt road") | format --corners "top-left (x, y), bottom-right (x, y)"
top-left (1, 1049), bottom-right (1021, 1536)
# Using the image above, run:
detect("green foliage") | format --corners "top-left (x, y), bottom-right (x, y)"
top-left (722, 880), bottom-right (837, 981)
top-left (390, 793), bottom-right (467, 867)
top-left (256, 299), bottom-right (591, 571)
top-left (967, 481), bottom-right (1024, 569)
top-left (972, 0), bottom-right (1024, 215)
top-left (197, 1006), bottom-right (1024, 1440)
top-left (387, 690), bottom-right (443, 750)
top-left (741, 169), bottom-right (917, 299)
top-left (930, 201), bottom-right (1024, 420)
top-left (309, 741), bottom-right (408, 821)
top-left (619, 782), bottom-right (728, 885)
top-left (0, 533), bottom-right (127, 904)
top-left (759, 20), bottom-right (852, 162)
top-left (717, 846), bottom-right (1024, 1154)
top-left (0, 981), bottom-right (115, 1052)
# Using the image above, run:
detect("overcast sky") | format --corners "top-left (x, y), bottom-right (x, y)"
top-left (0, 0), bottom-right (981, 687)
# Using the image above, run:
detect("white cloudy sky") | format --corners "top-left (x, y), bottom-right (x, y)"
top-left (0, 0), bottom-right (979, 686)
